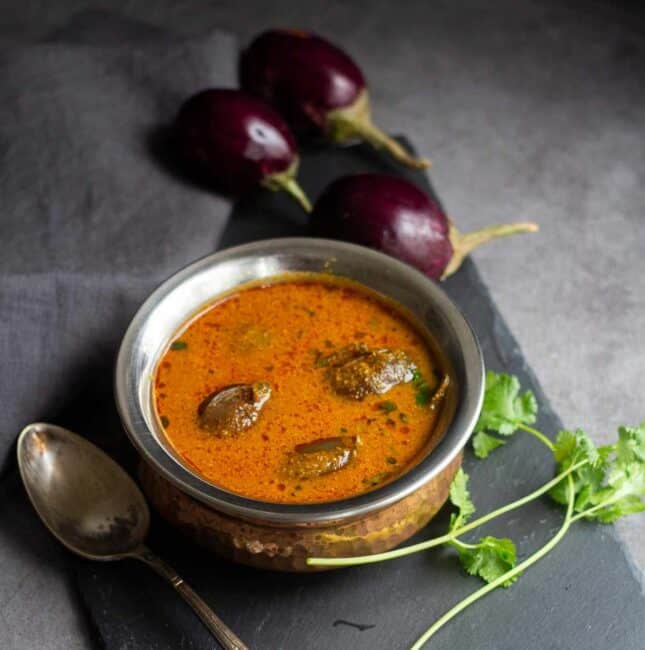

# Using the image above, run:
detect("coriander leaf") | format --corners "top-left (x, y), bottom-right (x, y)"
top-left (586, 494), bottom-right (645, 523)
top-left (616, 424), bottom-right (645, 465)
top-left (550, 467), bottom-right (605, 510)
top-left (555, 424), bottom-right (645, 523)
top-left (472, 431), bottom-right (507, 459)
top-left (549, 429), bottom-right (603, 509)
top-left (548, 480), bottom-right (569, 507)
top-left (170, 340), bottom-right (188, 351)
top-left (585, 461), bottom-right (645, 522)
top-left (474, 371), bottom-right (537, 437)
top-left (605, 458), bottom-right (645, 493)
top-left (448, 471), bottom-right (518, 586)
top-left (553, 428), bottom-right (599, 467)
top-left (378, 400), bottom-right (397, 414)
top-left (412, 370), bottom-right (432, 406)
top-left (448, 468), bottom-right (475, 531)
top-left (552, 429), bottom-right (580, 465)
top-left (453, 536), bottom-right (518, 587)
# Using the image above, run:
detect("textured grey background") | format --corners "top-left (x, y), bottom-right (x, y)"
top-left (1, 1), bottom-right (644, 648)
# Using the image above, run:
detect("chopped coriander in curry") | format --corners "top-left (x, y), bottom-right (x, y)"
top-left (154, 275), bottom-right (453, 504)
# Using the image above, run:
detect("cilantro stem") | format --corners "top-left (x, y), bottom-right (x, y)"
top-left (307, 533), bottom-right (453, 566)
top-left (307, 459), bottom-right (587, 567)
top-left (569, 493), bottom-right (625, 523)
top-left (446, 460), bottom-right (583, 536)
top-left (448, 539), bottom-right (478, 550)
top-left (410, 474), bottom-right (576, 649)
top-left (518, 423), bottom-right (555, 451)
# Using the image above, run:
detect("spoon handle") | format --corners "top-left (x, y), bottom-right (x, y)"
top-left (135, 547), bottom-right (249, 650)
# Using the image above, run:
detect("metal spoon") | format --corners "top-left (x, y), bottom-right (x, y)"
top-left (17, 422), bottom-right (248, 650)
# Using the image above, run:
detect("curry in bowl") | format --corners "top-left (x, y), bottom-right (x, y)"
top-left (154, 273), bottom-right (453, 504)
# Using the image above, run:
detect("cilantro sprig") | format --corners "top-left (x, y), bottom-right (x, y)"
top-left (307, 370), bottom-right (645, 650)
top-left (447, 467), bottom-right (475, 530)
top-left (446, 469), bottom-right (518, 586)
top-left (472, 371), bottom-right (538, 457)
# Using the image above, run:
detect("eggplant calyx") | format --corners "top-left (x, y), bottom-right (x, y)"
top-left (326, 90), bottom-right (430, 170)
top-left (262, 159), bottom-right (312, 212)
top-left (443, 220), bottom-right (539, 280)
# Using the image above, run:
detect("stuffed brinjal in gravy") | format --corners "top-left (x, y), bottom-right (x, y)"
top-left (283, 436), bottom-right (358, 480)
top-left (197, 381), bottom-right (272, 436)
top-left (154, 274), bottom-right (453, 503)
top-left (322, 343), bottom-right (417, 400)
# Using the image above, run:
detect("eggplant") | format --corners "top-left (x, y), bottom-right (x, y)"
top-left (239, 29), bottom-right (429, 170)
top-left (428, 375), bottom-right (450, 411)
top-left (310, 174), bottom-right (538, 280)
top-left (175, 88), bottom-right (311, 211)
top-left (283, 436), bottom-right (358, 479)
top-left (198, 382), bottom-right (272, 437)
top-left (321, 343), bottom-right (417, 400)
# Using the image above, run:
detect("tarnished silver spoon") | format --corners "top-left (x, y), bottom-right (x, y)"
top-left (17, 422), bottom-right (248, 650)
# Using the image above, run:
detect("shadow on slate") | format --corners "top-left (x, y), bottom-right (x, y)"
top-left (74, 140), bottom-right (645, 650)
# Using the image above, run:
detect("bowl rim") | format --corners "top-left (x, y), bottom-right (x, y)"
top-left (115, 238), bottom-right (484, 525)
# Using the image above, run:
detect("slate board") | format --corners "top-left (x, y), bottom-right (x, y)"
top-left (75, 140), bottom-right (645, 649)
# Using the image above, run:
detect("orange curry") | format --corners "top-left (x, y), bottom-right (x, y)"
top-left (154, 275), bottom-right (451, 504)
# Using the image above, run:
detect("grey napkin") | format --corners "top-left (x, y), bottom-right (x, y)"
top-left (0, 13), bottom-right (237, 648)
top-left (0, 13), bottom-right (236, 473)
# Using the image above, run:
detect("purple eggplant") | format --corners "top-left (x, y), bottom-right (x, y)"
top-left (310, 174), bottom-right (538, 280)
top-left (175, 88), bottom-right (311, 211)
top-left (239, 29), bottom-right (429, 170)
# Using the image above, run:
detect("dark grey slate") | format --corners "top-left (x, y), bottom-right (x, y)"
top-left (73, 140), bottom-right (645, 650)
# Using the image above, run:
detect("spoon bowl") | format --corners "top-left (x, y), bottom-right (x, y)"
top-left (17, 422), bottom-right (247, 650)
top-left (17, 423), bottom-right (149, 560)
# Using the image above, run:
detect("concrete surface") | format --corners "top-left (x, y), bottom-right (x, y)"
top-left (1, 1), bottom-right (644, 647)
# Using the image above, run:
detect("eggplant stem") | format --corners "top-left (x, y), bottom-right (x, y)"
top-left (262, 161), bottom-right (312, 213)
top-left (443, 221), bottom-right (539, 279)
top-left (327, 90), bottom-right (430, 170)
top-left (350, 118), bottom-right (431, 170)
top-left (275, 176), bottom-right (313, 212)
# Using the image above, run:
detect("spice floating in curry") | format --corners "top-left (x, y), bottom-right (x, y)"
top-left (154, 275), bottom-right (453, 503)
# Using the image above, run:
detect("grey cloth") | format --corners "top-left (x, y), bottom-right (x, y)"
top-left (0, 13), bottom-right (236, 472)
top-left (0, 13), bottom-right (236, 648)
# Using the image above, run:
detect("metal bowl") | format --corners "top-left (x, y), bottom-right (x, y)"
top-left (115, 238), bottom-right (484, 570)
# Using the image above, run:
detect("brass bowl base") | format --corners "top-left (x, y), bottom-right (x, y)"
top-left (139, 453), bottom-right (461, 572)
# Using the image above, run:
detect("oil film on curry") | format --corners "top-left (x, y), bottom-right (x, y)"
top-left (154, 273), bottom-right (454, 504)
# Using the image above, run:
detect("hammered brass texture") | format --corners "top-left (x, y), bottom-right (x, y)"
top-left (139, 452), bottom-right (462, 572)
